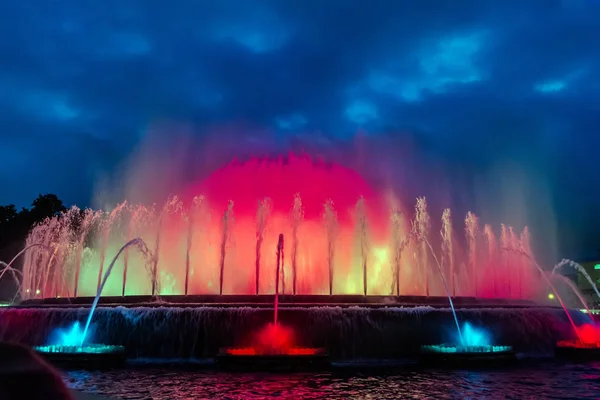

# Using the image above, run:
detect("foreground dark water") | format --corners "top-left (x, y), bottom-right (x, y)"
top-left (64, 361), bottom-right (600, 399)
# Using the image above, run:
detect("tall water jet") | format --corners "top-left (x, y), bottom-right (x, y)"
top-left (274, 234), bottom-right (284, 325)
top-left (152, 196), bottom-right (183, 296)
top-left (74, 208), bottom-right (101, 297)
top-left (414, 198), bottom-right (431, 296)
top-left (290, 194), bottom-right (303, 295)
top-left (122, 205), bottom-right (153, 296)
top-left (255, 198), bottom-right (272, 295)
top-left (219, 201), bottom-right (234, 295)
top-left (441, 209), bottom-right (454, 296)
top-left (184, 196), bottom-right (204, 296)
top-left (508, 227), bottom-right (521, 298)
top-left (17, 154), bottom-right (548, 301)
top-left (322, 200), bottom-right (338, 296)
top-left (82, 238), bottom-right (153, 345)
top-left (500, 224), bottom-right (511, 298)
top-left (483, 224), bottom-right (497, 298)
top-left (465, 212), bottom-right (479, 297)
top-left (97, 202), bottom-right (127, 293)
top-left (390, 209), bottom-right (403, 296)
top-left (355, 198), bottom-right (369, 296)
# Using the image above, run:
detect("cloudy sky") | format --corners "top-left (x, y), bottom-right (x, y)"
top-left (0, 0), bottom-right (599, 258)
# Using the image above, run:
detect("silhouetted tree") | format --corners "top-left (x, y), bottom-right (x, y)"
top-left (30, 194), bottom-right (66, 221)
top-left (0, 194), bottom-right (69, 301)
top-left (0, 205), bottom-right (17, 223)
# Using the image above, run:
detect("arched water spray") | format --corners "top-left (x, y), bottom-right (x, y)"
top-left (2, 243), bottom-right (52, 302)
top-left (552, 259), bottom-right (600, 301)
top-left (421, 236), bottom-right (463, 345)
top-left (81, 238), bottom-right (153, 345)
top-left (97, 202), bottom-right (127, 293)
top-left (551, 273), bottom-right (592, 317)
top-left (504, 248), bottom-right (582, 342)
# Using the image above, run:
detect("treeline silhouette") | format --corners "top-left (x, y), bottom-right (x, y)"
top-left (0, 194), bottom-right (67, 300)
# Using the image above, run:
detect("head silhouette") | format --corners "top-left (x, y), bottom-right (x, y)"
top-left (0, 342), bottom-right (73, 400)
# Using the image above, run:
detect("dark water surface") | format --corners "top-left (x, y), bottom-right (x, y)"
top-left (64, 362), bottom-right (600, 400)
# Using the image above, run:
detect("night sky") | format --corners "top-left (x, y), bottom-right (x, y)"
top-left (0, 1), bottom-right (599, 261)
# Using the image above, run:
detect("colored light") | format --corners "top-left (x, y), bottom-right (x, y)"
top-left (548, 293), bottom-right (555, 300)
top-left (595, 264), bottom-right (600, 270)
top-left (34, 344), bottom-right (124, 354)
top-left (421, 344), bottom-right (512, 354)
top-left (461, 322), bottom-right (490, 347)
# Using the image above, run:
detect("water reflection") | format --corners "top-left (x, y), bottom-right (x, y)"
top-left (64, 363), bottom-right (600, 400)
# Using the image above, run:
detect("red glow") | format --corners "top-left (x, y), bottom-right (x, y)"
top-left (556, 324), bottom-right (600, 348)
top-left (577, 323), bottom-right (600, 345)
top-left (224, 347), bottom-right (321, 356)
top-left (180, 153), bottom-right (394, 296)
top-left (224, 323), bottom-right (322, 356)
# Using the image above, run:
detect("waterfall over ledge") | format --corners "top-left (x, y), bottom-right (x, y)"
top-left (0, 306), bottom-right (580, 359)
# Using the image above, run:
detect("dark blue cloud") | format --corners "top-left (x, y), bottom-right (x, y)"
top-left (1, 0), bottom-right (599, 258)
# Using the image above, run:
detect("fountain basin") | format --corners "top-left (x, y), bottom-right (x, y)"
top-left (216, 347), bottom-right (329, 371)
top-left (34, 344), bottom-right (126, 369)
top-left (419, 344), bottom-right (516, 367)
top-left (555, 340), bottom-right (600, 360)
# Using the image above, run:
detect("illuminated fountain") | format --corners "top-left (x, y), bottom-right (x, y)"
top-left (418, 231), bottom-right (515, 366)
top-left (1, 155), bottom-right (570, 364)
top-left (33, 238), bottom-right (153, 367)
top-left (15, 155), bottom-right (542, 302)
top-left (217, 234), bottom-right (329, 370)
top-left (551, 259), bottom-right (600, 358)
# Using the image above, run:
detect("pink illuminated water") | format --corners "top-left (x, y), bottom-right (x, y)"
top-left (18, 154), bottom-right (542, 300)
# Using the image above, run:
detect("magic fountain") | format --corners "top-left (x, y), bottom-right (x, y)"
top-left (0, 155), bottom-right (586, 367)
